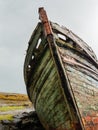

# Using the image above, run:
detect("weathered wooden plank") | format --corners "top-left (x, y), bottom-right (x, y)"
top-left (57, 44), bottom-right (97, 72)
top-left (29, 47), bottom-right (51, 88)
top-left (24, 23), bottom-right (42, 84)
top-left (57, 44), bottom-right (98, 130)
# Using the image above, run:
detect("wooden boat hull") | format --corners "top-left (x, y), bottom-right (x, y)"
top-left (24, 44), bottom-right (81, 130)
top-left (24, 8), bottom-right (98, 130)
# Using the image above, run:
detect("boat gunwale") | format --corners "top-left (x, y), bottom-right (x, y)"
top-left (51, 22), bottom-right (98, 68)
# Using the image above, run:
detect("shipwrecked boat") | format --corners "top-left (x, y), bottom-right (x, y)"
top-left (24, 8), bottom-right (98, 130)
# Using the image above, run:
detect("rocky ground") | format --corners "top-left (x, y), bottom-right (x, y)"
top-left (0, 92), bottom-right (45, 130)
top-left (0, 111), bottom-right (45, 130)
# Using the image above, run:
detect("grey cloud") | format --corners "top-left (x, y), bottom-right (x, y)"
top-left (0, 0), bottom-right (98, 93)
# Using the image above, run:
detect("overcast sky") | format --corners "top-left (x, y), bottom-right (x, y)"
top-left (0, 0), bottom-right (98, 94)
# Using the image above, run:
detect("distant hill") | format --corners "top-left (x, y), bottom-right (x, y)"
top-left (0, 92), bottom-right (29, 101)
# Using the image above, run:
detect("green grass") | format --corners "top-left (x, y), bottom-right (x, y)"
top-left (0, 114), bottom-right (13, 120)
top-left (0, 106), bottom-right (24, 112)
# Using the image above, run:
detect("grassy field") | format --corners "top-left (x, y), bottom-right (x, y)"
top-left (0, 92), bottom-right (33, 120)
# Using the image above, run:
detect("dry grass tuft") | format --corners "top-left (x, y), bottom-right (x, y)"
top-left (0, 114), bottom-right (13, 120)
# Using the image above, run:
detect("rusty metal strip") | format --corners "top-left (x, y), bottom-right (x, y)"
top-left (39, 7), bottom-right (53, 36)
